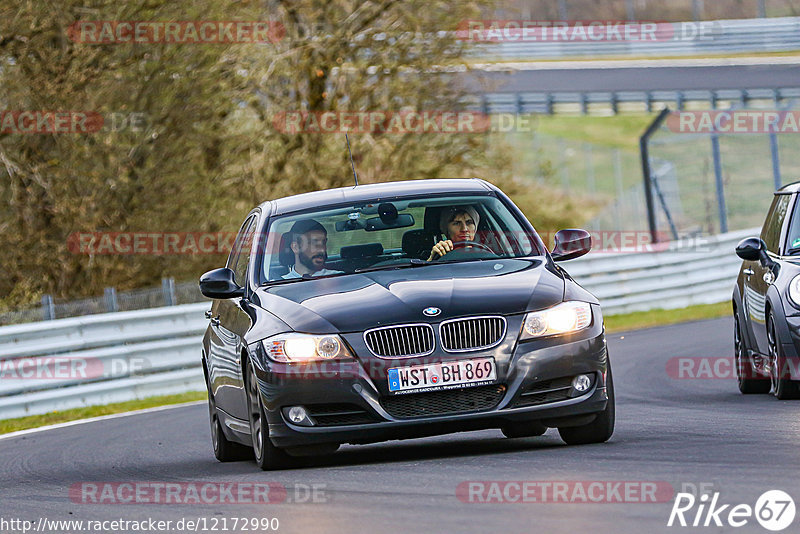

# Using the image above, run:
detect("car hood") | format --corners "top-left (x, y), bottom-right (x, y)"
top-left (253, 258), bottom-right (565, 333)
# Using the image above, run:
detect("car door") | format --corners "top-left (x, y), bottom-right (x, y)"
top-left (746, 193), bottom-right (790, 355)
top-left (208, 213), bottom-right (258, 420)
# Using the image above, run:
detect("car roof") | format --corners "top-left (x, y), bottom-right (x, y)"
top-left (261, 179), bottom-right (495, 216)
top-left (777, 181), bottom-right (800, 194)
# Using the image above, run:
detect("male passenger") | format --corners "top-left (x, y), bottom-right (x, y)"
top-left (282, 219), bottom-right (343, 279)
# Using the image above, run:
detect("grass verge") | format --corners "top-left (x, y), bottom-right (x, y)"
top-left (604, 301), bottom-right (730, 334)
top-left (0, 390), bottom-right (206, 435)
top-left (0, 302), bottom-right (732, 434)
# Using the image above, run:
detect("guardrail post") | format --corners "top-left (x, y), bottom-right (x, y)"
top-left (557, 0), bottom-right (568, 19)
top-left (614, 149), bottom-right (624, 229)
top-left (610, 92), bottom-right (618, 115)
top-left (580, 93), bottom-right (588, 115)
top-left (711, 133), bottom-right (728, 234)
top-left (769, 131), bottom-right (782, 190)
top-left (772, 89), bottom-right (780, 108)
top-left (41, 294), bottom-right (55, 321)
top-left (584, 144), bottom-right (595, 193)
top-left (625, 0), bottom-right (635, 20)
top-left (710, 90), bottom-right (718, 110)
top-left (692, 0), bottom-right (704, 20)
top-left (645, 92), bottom-right (653, 113)
top-left (516, 93), bottom-right (523, 115)
top-left (545, 93), bottom-right (554, 115)
top-left (162, 278), bottom-right (176, 306)
top-left (104, 287), bottom-right (118, 313)
top-left (558, 138), bottom-right (570, 190)
top-left (739, 90), bottom-right (747, 108)
top-left (675, 92), bottom-right (684, 111)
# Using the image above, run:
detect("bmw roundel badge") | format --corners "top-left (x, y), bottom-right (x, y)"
top-left (423, 307), bottom-right (441, 317)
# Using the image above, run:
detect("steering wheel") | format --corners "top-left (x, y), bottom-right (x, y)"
top-left (451, 240), bottom-right (493, 252)
top-left (437, 240), bottom-right (497, 260)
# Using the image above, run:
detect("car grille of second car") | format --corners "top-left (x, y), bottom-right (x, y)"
top-left (380, 384), bottom-right (506, 419)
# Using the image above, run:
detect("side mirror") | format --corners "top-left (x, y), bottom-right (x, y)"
top-left (551, 229), bottom-right (592, 261)
top-left (199, 268), bottom-right (244, 299)
top-left (735, 237), bottom-right (765, 262)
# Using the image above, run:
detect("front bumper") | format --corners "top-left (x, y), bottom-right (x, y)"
top-left (778, 315), bottom-right (800, 380)
top-left (253, 311), bottom-right (609, 448)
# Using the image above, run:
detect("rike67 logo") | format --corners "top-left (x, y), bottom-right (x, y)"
top-left (668, 490), bottom-right (796, 531)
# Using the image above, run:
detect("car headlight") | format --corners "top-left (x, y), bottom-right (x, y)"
top-left (262, 333), bottom-right (355, 363)
top-left (520, 301), bottom-right (592, 340)
top-left (789, 275), bottom-right (800, 307)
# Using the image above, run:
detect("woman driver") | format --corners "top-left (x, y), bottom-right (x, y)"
top-left (427, 206), bottom-right (479, 261)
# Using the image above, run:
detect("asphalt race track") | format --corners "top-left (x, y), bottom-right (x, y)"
top-left (470, 63), bottom-right (800, 93)
top-left (2, 316), bottom-right (799, 534)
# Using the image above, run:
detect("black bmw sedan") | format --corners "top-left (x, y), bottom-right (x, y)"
top-left (200, 179), bottom-right (614, 469)
top-left (734, 181), bottom-right (800, 400)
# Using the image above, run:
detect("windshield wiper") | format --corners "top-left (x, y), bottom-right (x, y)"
top-left (355, 258), bottom-right (428, 273)
top-left (261, 271), bottom-right (349, 286)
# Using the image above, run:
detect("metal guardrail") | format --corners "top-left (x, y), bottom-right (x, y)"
top-left (0, 302), bottom-right (209, 419)
top-left (0, 227), bottom-right (759, 419)
top-left (477, 87), bottom-right (800, 115)
top-left (471, 17), bottom-right (800, 60)
top-left (568, 227), bottom-right (758, 314)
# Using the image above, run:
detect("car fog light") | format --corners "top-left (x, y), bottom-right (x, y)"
top-left (572, 374), bottom-right (592, 393)
top-left (287, 406), bottom-right (309, 424)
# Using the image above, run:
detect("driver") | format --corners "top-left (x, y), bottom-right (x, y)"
top-left (427, 206), bottom-right (480, 261)
top-left (282, 219), bottom-right (343, 279)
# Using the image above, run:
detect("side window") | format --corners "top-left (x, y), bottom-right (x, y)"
top-left (761, 195), bottom-right (790, 253)
top-left (227, 215), bottom-right (257, 285)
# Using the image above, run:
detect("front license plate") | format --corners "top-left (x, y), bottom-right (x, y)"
top-left (387, 358), bottom-right (497, 394)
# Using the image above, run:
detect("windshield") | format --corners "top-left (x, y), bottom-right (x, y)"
top-left (256, 194), bottom-right (542, 284)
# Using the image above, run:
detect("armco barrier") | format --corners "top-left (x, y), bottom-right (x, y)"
top-left (470, 17), bottom-right (800, 60)
top-left (0, 302), bottom-right (209, 420)
top-left (567, 227), bottom-right (758, 314)
top-left (0, 228), bottom-right (758, 419)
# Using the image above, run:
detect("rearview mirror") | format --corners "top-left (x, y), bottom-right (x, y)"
top-left (551, 229), bottom-right (592, 261)
top-left (735, 237), bottom-right (765, 262)
top-left (199, 268), bottom-right (244, 299)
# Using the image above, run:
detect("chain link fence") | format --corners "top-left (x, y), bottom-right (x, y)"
top-left (644, 100), bottom-right (800, 239)
top-left (0, 279), bottom-right (206, 326)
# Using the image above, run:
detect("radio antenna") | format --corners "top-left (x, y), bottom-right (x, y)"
top-left (345, 133), bottom-right (359, 187)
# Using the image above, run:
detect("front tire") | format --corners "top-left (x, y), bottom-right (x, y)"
top-left (246, 361), bottom-right (295, 470)
top-left (558, 365), bottom-right (615, 445)
top-left (207, 376), bottom-right (252, 462)
top-left (767, 313), bottom-right (800, 400)
top-left (735, 309), bottom-right (770, 394)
